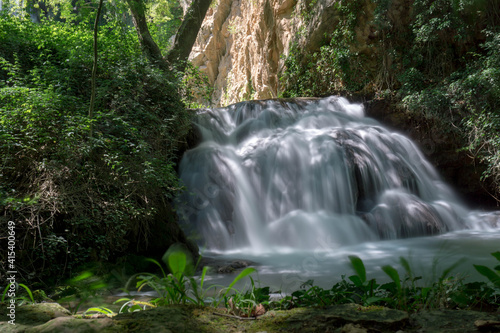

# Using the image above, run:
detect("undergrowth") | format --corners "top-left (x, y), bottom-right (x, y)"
top-left (0, 12), bottom-right (197, 285)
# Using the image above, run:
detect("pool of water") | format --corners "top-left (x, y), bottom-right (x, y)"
top-left (200, 227), bottom-right (500, 293)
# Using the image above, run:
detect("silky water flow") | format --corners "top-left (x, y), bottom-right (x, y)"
top-left (177, 96), bottom-right (500, 291)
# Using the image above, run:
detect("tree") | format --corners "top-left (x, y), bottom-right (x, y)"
top-left (89, 0), bottom-right (104, 138)
top-left (126, 0), bottom-right (212, 72)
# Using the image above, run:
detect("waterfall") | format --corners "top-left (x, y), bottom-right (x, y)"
top-left (177, 96), bottom-right (477, 253)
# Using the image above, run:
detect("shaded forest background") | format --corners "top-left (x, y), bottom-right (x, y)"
top-left (0, 0), bottom-right (499, 288)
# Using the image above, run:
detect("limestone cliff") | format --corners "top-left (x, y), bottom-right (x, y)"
top-left (190, 0), bottom-right (296, 106)
top-left (189, 0), bottom-right (408, 106)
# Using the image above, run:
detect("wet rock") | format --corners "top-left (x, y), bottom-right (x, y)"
top-left (199, 256), bottom-right (255, 274)
top-left (410, 309), bottom-right (500, 333)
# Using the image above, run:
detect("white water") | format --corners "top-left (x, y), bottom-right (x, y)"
top-left (177, 96), bottom-right (500, 291)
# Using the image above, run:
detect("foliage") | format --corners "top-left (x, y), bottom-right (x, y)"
top-left (179, 62), bottom-right (214, 108)
top-left (280, 0), bottom-right (366, 97)
top-left (124, 246), bottom-right (257, 310)
top-left (0, 11), bottom-right (193, 285)
top-left (56, 271), bottom-right (108, 314)
top-left (474, 252), bottom-right (500, 288)
top-left (279, 0), bottom-right (500, 195)
top-left (1, 283), bottom-right (35, 305)
top-left (6, 252), bottom-right (499, 318)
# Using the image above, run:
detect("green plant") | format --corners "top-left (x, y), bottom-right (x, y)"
top-left (57, 271), bottom-right (108, 314)
top-left (0, 13), bottom-right (194, 284)
top-left (347, 255), bottom-right (383, 305)
top-left (82, 298), bottom-right (157, 317)
top-left (131, 254), bottom-right (196, 305)
top-left (225, 277), bottom-right (269, 317)
top-left (126, 246), bottom-right (257, 308)
top-left (115, 298), bottom-right (157, 313)
top-left (474, 251), bottom-right (500, 288)
top-left (1, 283), bottom-right (35, 305)
top-left (83, 306), bottom-right (116, 317)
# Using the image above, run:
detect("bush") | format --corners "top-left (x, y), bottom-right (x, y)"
top-left (0, 14), bottom-right (193, 285)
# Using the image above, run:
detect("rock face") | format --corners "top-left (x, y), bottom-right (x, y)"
top-left (190, 0), bottom-right (299, 106)
top-left (189, 0), bottom-right (395, 106)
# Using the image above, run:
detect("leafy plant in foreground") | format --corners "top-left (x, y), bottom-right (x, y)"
top-left (1, 283), bottom-right (35, 305)
top-left (224, 277), bottom-right (268, 317)
top-left (57, 271), bottom-right (108, 314)
top-left (348, 255), bottom-right (383, 305)
top-left (127, 245), bottom-right (257, 308)
top-left (474, 252), bottom-right (500, 288)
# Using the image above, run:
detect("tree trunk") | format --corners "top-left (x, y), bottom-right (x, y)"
top-left (126, 0), bottom-right (170, 72)
top-left (126, 0), bottom-right (212, 73)
top-left (166, 0), bottom-right (212, 71)
top-left (89, 0), bottom-right (104, 138)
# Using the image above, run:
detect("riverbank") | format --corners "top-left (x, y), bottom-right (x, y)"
top-left (1, 302), bottom-right (499, 332)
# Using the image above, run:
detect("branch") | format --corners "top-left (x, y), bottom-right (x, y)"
top-left (166, 0), bottom-right (212, 71)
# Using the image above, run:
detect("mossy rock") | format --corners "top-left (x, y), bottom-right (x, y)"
top-left (3, 303), bottom-right (500, 333)
top-left (411, 309), bottom-right (500, 333)
top-left (0, 303), bottom-right (71, 332)
top-left (0, 303), bottom-right (71, 326)
top-left (277, 304), bottom-right (409, 332)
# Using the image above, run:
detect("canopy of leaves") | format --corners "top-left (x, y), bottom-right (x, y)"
top-left (0, 6), bottom-right (194, 285)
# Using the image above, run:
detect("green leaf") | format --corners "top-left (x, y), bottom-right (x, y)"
top-left (144, 258), bottom-right (167, 278)
top-left (118, 300), bottom-right (134, 313)
top-left (113, 298), bottom-right (131, 304)
top-left (473, 264), bottom-right (500, 287)
top-left (348, 255), bottom-right (366, 283)
top-left (84, 307), bottom-right (115, 315)
top-left (218, 267), bottom-right (257, 306)
top-left (348, 275), bottom-right (363, 288)
top-left (491, 251), bottom-right (500, 262)
top-left (440, 257), bottom-right (466, 281)
top-left (399, 257), bottom-right (412, 277)
top-left (128, 304), bottom-right (143, 312)
top-left (18, 283), bottom-right (34, 303)
top-left (168, 250), bottom-right (187, 279)
top-left (70, 271), bottom-right (93, 283)
top-left (199, 266), bottom-right (208, 290)
top-left (381, 265), bottom-right (401, 293)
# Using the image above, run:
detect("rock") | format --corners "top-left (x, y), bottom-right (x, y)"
top-left (0, 303), bottom-right (72, 333)
top-left (341, 323), bottom-right (368, 333)
top-left (0, 303), bottom-right (71, 326)
top-left (26, 317), bottom-right (115, 333)
top-left (198, 256), bottom-right (255, 274)
top-left (189, 0), bottom-right (386, 106)
top-left (411, 309), bottom-right (500, 333)
top-left (2, 303), bottom-right (500, 332)
top-left (280, 304), bottom-right (409, 332)
top-left (217, 260), bottom-right (253, 273)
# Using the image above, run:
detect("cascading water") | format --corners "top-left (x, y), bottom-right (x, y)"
top-left (177, 96), bottom-right (499, 289)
